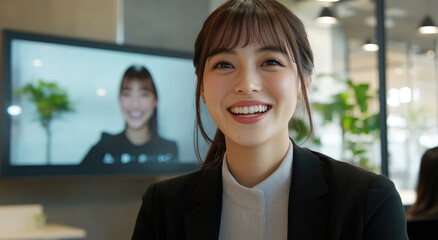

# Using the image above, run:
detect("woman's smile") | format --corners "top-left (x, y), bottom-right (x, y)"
top-left (227, 100), bottom-right (272, 124)
top-left (128, 111), bottom-right (145, 119)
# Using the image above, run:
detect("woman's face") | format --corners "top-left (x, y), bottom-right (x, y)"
top-left (202, 42), bottom-right (301, 147)
top-left (120, 80), bottom-right (157, 130)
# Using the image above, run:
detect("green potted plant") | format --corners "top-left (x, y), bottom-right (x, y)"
top-left (14, 80), bottom-right (73, 164)
top-left (312, 75), bottom-right (380, 171)
top-left (288, 117), bottom-right (321, 146)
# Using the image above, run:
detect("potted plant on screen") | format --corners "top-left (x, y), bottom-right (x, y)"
top-left (14, 80), bottom-right (73, 164)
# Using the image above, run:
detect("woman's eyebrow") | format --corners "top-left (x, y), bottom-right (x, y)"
top-left (257, 46), bottom-right (284, 53)
top-left (207, 48), bottom-right (235, 58)
top-left (207, 46), bottom-right (285, 59)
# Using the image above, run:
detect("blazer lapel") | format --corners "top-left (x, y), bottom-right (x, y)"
top-left (185, 165), bottom-right (223, 240)
top-left (288, 145), bottom-right (329, 240)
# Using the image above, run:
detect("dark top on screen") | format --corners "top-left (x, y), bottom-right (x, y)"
top-left (81, 132), bottom-right (178, 167)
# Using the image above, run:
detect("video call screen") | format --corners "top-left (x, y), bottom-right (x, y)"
top-left (1, 30), bottom-right (212, 177)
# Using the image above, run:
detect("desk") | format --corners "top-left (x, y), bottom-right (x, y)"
top-left (0, 224), bottom-right (86, 240)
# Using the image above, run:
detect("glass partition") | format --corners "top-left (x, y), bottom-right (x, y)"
top-left (280, 0), bottom-right (438, 205)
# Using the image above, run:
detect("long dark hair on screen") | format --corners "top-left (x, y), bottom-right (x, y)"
top-left (407, 146), bottom-right (438, 218)
top-left (120, 65), bottom-right (159, 139)
top-left (193, 0), bottom-right (315, 168)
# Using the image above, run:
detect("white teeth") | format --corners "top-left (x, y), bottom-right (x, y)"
top-left (130, 111), bottom-right (142, 117)
top-left (230, 105), bottom-right (269, 115)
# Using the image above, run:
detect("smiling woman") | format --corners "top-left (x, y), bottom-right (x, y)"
top-left (81, 65), bottom-right (178, 167)
top-left (131, 0), bottom-right (408, 239)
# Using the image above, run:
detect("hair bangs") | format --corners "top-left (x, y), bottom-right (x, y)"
top-left (120, 77), bottom-right (155, 94)
top-left (205, 3), bottom-right (292, 59)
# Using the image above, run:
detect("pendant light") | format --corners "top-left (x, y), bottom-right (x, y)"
top-left (362, 38), bottom-right (379, 52)
top-left (418, 15), bottom-right (438, 34)
top-left (315, 7), bottom-right (338, 25)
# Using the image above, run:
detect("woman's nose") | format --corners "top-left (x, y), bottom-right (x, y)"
top-left (132, 96), bottom-right (140, 107)
top-left (233, 68), bottom-right (262, 94)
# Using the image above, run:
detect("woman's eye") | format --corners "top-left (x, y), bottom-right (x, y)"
top-left (214, 61), bottom-right (233, 69)
top-left (121, 91), bottom-right (130, 97)
top-left (141, 91), bottom-right (151, 97)
top-left (262, 59), bottom-right (282, 66)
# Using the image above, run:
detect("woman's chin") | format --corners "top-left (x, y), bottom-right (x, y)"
top-left (126, 121), bottom-right (148, 130)
top-left (225, 134), bottom-right (271, 148)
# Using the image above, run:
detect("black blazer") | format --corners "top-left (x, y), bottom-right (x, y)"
top-left (132, 145), bottom-right (408, 239)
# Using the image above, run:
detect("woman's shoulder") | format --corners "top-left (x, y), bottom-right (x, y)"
top-left (100, 131), bottom-right (124, 141)
top-left (305, 148), bottom-right (407, 236)
top-left (150, 137), bottom-right (178, 156)
top-left (153, 170), bottom-right (203, 190)
top-left (304, 148), bottom-right (396, 195)
top-left (310, 149), bottom-right (381, 177)
top-left (144, 171), bottom-right (200, 204)
top-left (90, 131), bottom-right (124, 146)
top-left (144, 165), bottom-right (220, 200)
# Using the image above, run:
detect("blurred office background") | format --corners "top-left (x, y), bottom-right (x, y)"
top-left (1, 0), bottom-right (437, 239)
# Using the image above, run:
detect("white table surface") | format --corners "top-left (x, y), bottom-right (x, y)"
top-left (0, 224), bottom-right (86, 240)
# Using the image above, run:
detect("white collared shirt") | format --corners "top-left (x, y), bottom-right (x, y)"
top-left (219, 140), bottom-right (293, 240)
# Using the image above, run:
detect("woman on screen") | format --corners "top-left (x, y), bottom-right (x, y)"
top-left (81, 65), bottom-right (178, 167)
top-left (132, 0), bottom-right (407, 239)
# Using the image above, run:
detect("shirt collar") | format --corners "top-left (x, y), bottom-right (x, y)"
top-left (221, 140), bottom-right (293, 209)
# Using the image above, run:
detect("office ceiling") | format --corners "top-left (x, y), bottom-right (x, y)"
top-left (293, 0), bottom-right (438, 53)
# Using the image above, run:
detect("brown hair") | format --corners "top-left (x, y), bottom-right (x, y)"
top-left (193, 0), bottom-right (314, 168)
top-left (120, 65), bottom-right (159, 138)
top-left (407, 146), bottom-right (438, 218)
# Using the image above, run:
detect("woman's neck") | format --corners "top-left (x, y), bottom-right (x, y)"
top-left (125, 125), bottom-right (151, 145)
top-left (225, 133), bottom-right (290, 188)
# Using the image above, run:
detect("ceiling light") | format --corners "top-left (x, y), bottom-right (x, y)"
top-left (315, 7), bottom-right (338, 25)
top-left (96, 88), bottom-right (108, 96)
top-left (387, 89), bottom-right (400, 107)
top-left (399, 87), bottom-right (412, 103)
top-left (7, 105), bottom-right (22, 116)
top-left (362, 38), bottom-right (379, 52)
top-left (32, 59), bottom-right (43, 67)
top-left (418, 15), bottom-right (438, 34)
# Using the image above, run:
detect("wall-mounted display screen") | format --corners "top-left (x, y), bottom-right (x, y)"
top-left (1, 30), bottom-right (211, 177)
